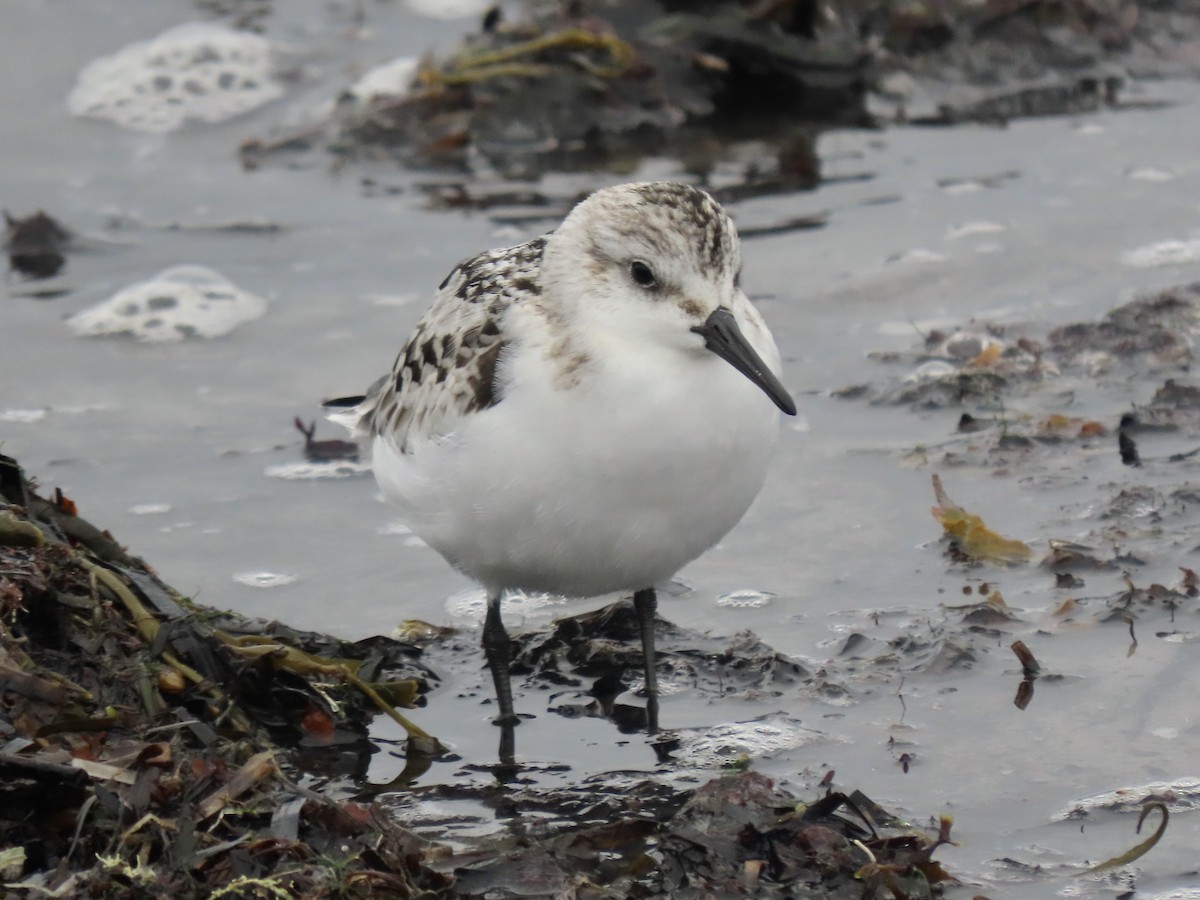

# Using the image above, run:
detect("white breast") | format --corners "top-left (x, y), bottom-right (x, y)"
top-left (371, 299), bottom-right (783, 598)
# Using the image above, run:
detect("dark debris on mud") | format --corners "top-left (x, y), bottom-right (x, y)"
top-left (510, 598), bottom-right (825, 733)
top-left (836, 275), bottom-right (1200, 718)
top-left (0, 455), bottom-right (454, 897)
top-left (3, 210), bottom-right (71, 281)
top-left (1, 453), bottom-right (963, 897)
top-left (397, 771), bottom-right (958, 899)
top-left (240, 0), bottom-right (1200, 195)
top-left (241, 0), bottom-right (866, 182)
top-left (834, 279), bottom-right (1200, 565)
top-left (839, 280), bottom-right (1200, 437)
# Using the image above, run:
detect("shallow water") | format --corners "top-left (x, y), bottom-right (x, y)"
top-left (4, 3), bottom-right (1200, 895)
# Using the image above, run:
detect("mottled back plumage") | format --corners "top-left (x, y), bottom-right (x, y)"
top-left (347, 237), bottom-right (546, 453)
top-left (333, 183), bottom-right (746, 455)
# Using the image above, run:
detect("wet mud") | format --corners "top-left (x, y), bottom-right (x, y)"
top-left (6, 1), bottom-right (1200, 897)
top-left (3, 455), bottom-right (963, 897)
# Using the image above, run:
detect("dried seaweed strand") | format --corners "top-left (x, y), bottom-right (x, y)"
top-left (427, 28), bottom-right (636, 86)
top-left (1082, 801), bottom-right (1169, 874)
top-left (212, 631), bottom-right (443, 754)
top-left (78, 557), bottom-right (206, 686)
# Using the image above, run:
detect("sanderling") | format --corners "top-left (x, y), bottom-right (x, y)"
top-left (327, 181), bottom-right (795, 741)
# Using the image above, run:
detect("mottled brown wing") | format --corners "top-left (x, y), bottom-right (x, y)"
top-left (352, 236), bottom-right (547, 453)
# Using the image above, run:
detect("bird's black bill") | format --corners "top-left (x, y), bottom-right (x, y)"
top-left (692, 307), bottom-right (797, 416)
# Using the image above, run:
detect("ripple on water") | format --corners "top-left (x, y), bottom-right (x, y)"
top-left (672, 713), bottom-right (828, 768)
top-left (1122, 238), bottom-right (1200, 268)
top-left (233, 571), bottom-right (299, 589)
top-left (716, 588), bottom-right (776, 609)
top-left (127, 503), bottom-right (172, 515)
top-left (444, 586), bottom-right (568, 621)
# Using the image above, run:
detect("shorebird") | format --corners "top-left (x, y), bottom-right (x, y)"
top-left (328, 181), bottom-right (795, 740)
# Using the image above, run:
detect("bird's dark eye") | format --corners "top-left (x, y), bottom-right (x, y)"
top-left (629, 260), bottom-right (656, 288)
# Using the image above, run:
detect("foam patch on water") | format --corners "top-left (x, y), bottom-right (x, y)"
top-left (0, 408), bottom-right (48, 423)
top-left (444, 587), bottom-right (568, 621)
top-left (264, 460), bottom-right (372, 480)
top-left (68, 266), bottom-right (266, 342)
top-left (67, 23), bottom-right (283, 133)
top-left (128, 503), bottom-right (172, 515)
top-left (672, 714), bottom-right (824, 768)
top-left (405, 0), bottom-right (493, 20)
top-left (1053, 778), bottom-right (1200, 821)
top-left (1122, 238), bottom-right (1200, 268)
top-left (346, 57), bottom-right (418, 103)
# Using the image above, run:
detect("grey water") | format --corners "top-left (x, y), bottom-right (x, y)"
top-left (4, 2), bottom-right (1200, 895)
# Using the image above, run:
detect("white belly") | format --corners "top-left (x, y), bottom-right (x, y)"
top-left (371, 348), bottom-right (781, 598)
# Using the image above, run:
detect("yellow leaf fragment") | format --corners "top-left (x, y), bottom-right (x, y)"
top-left (212, 630), bottom-right (442, 751)
top-left (197, 750), bottom-right (277, 820)
top-left (970, 343), bottom-right (1002, 367)
top-left (1052, 597), bottom-right (1078, 617)
top-left (930, 474), bottom-right (1032, 565)
top-left (1039, 413), bottom-right (1074, 432)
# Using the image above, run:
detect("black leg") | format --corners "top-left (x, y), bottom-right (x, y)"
top-left (633, 587), bottom-right (660, 733)
top-left (482, 590), bottom-right (519, 726)
top-left (496, 719), bottom-right (517, 774)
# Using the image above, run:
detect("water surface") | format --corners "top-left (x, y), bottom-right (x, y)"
top-left (4, 3), bottom-right (1200, 894)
